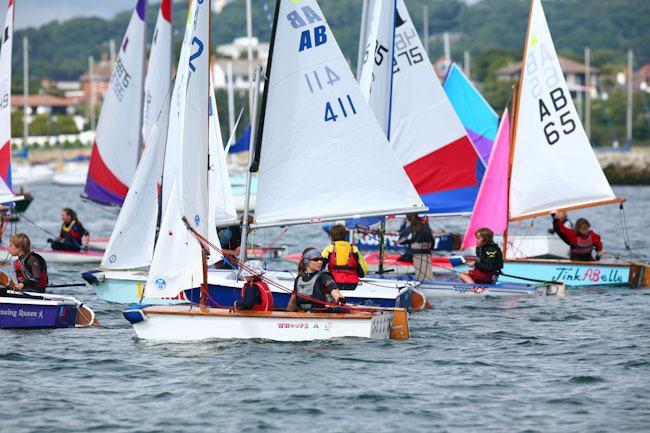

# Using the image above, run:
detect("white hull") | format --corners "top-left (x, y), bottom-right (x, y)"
top-left (0, 246), bottom-right (102, 264)
top-left (12, 164), bottom-right (54, 187)
top-left (419, 281), bottom-right (565, 298)
top-left (127, 306), bottom-right (396, 342)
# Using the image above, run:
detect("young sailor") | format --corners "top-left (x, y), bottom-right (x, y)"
top-left (287, 248), bottom-right (346, 312)
top-left (321, 224), bottom-right (368, 290)
top-left (234, 260), bottom-right (273, 311)
top-left (7, 233), bottom-right (48, 293)
top-left (461, 228), bottom-right (503, 284)
top-left (49, 208), bottom-right (89, 252)
top-left (552, 211), bottom-right (602, 261)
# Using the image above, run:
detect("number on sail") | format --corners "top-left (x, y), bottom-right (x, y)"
top-left (324, 95), bottom-right (357, 123)
top-left (539, 87), bottom-right (577, 145)
top-left (189, 37), bottom-right (204, 72)
top-left (304, 66), bottom-right (341, 94)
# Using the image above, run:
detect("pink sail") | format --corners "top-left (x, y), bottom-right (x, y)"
top-left (462, 110), bottom-right (510, 249)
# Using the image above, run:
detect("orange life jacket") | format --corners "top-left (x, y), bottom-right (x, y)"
top-left (240, 280), bottom-right (274, 312)
top-left (328, 243), bottom-right (359, 285)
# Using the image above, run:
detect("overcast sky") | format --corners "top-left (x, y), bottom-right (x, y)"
top-left (13, 0), bottom-right (144, 29)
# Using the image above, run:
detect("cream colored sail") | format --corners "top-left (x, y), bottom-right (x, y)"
top-left (509, 0), bottom-right (617, 220)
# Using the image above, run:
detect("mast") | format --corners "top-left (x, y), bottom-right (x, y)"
top-left (239, 64), bottom-right (262, 266)
top-left (89, 56), bottom-right (96, 131)
top-left (584, 46), bottom-right (591, 141)
top-left (22, 37), bottom-right (28, 148)
top-left (246, 0), bottom-right (254, 113)
top-left (202, 0), bottom-right (213, 304)
top-left (626, 49), bottom-right (633, 148)
top-left (227, 61), bottom-right (235, 140)
top-left (137, 3), bottom-right (147, 162)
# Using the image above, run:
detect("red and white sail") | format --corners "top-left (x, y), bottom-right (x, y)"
top-left (84, 0), bottom-right (147, 206)
top-left (509, 0), bottom-right (617, 220)
top-left (0, 0), bottom-right (14, 191)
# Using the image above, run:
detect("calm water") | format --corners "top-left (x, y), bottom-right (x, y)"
top-left (1, 184), bottom-right (649, 433)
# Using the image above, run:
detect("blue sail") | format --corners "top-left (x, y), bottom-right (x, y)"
top-left (443, 63), bottom-right (499, 165)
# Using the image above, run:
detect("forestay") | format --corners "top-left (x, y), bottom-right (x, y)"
top-left (509, 0), bottom-right (616, 220)
top-left (462, 111), bottom-right (510, 249)
top-left (443, 63), bottom-right (499, 165)
top-left (145, 0), bottom-right (219, 298)
top-left (85, 0), bottom-right (147, 206)
top-left (357, 0), bottom-right (396, 136)
top-left (254, 0), bottom-right (425, 228)
top-left (390, 0), bottom-right (483, 215)
top-left (0, 0), bottom-right (14, 191)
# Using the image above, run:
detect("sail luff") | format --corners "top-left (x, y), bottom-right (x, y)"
top-left (0, 0), bottom-right (14, 191)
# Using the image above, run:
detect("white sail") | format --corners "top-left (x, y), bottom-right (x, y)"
top-left (101, 97), bottom-right (170, 270)
top-left (85, 0), bottom-right (147, 206)
top-left (254, 0), bottom-right (426, 228)
top-left (143, 0), bottom-right (172, 143)
top-left (145, 0), bottom-right (218, 298)
top-left (357, 0), bottom-right (395, 136)
top-left (509, 0), bottom-right (616, 220)
top-left (0, 0), bottom-right (14, 191)
top-left (209, 77), bottom-right (237, 228)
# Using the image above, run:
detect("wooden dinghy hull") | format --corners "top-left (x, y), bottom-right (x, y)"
top-left (0, 292), bottom-right (96, 329)
top-left (124, 304), bottom-right (407, 342)
top-left (456, 259), bottom-right (646, 287)
top-left (418, 280), bottom-right (565, 298)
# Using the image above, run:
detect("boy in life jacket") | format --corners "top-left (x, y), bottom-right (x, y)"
top-left (49, 208), bottom-right (89, 252)
top-left (398, 214), bottom-right (435, 281)
top-left (460, 228), bottom-right (503, 285)
top-left (552, 211), bottom-right (602, 261)
top-left (7, 233), bottom-right (48, 293)
top-left (321, 224), bottom-right (368, 290)
top-left (234, 260), bottom-right (273, 311)
top-left (287, 248), bottom-right (346, 312)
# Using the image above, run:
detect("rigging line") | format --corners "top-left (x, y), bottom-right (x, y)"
top-left (186, 224), bottom-right (368, 313)
top-left (619, 202), bottom-right (632, 251)
top-left (18, 213), bottom-right (57, 238)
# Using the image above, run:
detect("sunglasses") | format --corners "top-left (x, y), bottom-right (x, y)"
top-left (307, 257), bottom-right (324, 262)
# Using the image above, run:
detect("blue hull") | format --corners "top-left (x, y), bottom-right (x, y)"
top-left (0, 299), bottom-right (78, 329)
top-left (456, 260), bottom-right (638, 287)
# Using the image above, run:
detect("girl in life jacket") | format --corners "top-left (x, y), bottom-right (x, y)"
top-left (287, 248), bottom-right (346, 312)
top-left (7, 233), bottom-right (48, 293)
top-left (234, 260), bottom-right (274, 312)
top-left (321, 224), bottom-right (368, 290)
top-left (552, 212), bottom-right (602, 261)
top-left (460, 228), bottom-right (503, 285)
top-left (50, 208), bottom-right (89, 252)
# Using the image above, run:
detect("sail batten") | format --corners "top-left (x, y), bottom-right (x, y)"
top-left (508, 0), bottom-right (616, 220)
top-left (254, 0), bottom-right (426, 228)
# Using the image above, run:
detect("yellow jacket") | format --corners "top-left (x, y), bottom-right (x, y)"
top-left (321, 241), bottom-right (368, 275)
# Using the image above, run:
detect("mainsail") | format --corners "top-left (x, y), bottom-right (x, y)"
top-left (253, 0), bottom-right (426, 228)
top-left (388, 0), bottom-right (484, 215)
top-left (462, 111), bottom-right (510, 249)
top-left (509, 0), bottom-right (617, 220)
top-left (0, 0), bottom-right (14, 191)
top-left (443, 63), bottom-right (499, 165)
top-left (145, 0), bottom-right (219, 298)
top-left (84, 0), bottom-right (147, 206)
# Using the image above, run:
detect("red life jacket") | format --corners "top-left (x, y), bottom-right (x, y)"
top-left (571, 232), bottom-right (595, 259)
top-left (14, 252), bottom-right (49, 290)
top-left (328, 243), bottom-right (359, 285)
top-left (240, 281), bottom-right (274, 312)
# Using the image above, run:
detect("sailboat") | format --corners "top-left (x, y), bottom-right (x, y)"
top-left (84, 0), bottom-right (147, 207)
top-left (123, 0), bottom-right (417, 342)
top-left (457, 0), bottom-right (649, 287)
